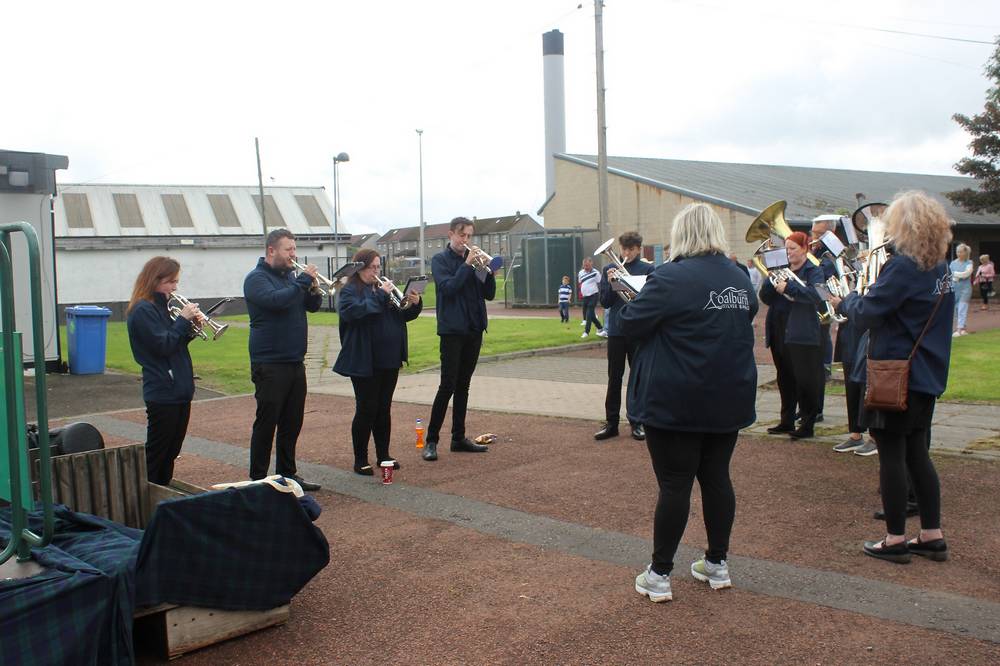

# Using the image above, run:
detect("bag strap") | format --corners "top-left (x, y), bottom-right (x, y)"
top-left (907, 290), bottom-right (946, 362)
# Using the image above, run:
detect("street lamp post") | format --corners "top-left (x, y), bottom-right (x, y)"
top-left (416, 129), bottom-right (425, 275)
top-left (332, 151), bottom-right (350, 269)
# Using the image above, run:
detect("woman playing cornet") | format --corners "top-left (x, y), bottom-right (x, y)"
top-left (126, 256), bottom-right (200, 485)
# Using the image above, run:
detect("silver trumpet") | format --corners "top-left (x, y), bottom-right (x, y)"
top-left (290, 259), bottom-right (337, 297)
top-left (376, 275), bottom-right (413, 310)
top-left (167, 293), bottom-right (229, 341)
top-left (462, 244), bottom-right (504, 274)
top-left (594, 238), bottom-right (641, 302)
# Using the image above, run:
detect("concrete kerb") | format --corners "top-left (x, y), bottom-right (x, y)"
top-left (413, 340), bottom-right (605, 375)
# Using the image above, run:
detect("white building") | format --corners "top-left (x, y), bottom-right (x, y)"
top-left (54, 183), bottom-right (350, 319)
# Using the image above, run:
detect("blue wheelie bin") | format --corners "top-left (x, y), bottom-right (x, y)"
top-left (66, 305), bottom-right (112, 375)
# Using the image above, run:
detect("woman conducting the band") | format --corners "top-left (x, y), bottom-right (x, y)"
top-left (334, 249), bottom-right (422, 475)
top-left (832, 191), bottom-right (954, 563)
top-left (126, 256), bottom-right (201, 485)
top-left (759, 231), bottom-right (825, 439)
top-left (622, 203), bottom-right (757, 602)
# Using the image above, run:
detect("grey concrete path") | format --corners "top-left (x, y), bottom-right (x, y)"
top-left (305, 325), bottom-right (999, 461)
top-left (84, 412), bottom-right (1000, 645)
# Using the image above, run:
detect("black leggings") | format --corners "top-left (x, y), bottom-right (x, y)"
top-left (144, 401), bottom-right (191, 485)
top-left (844, 379), bottom-right (865, 435)
top-left (645, 426), bottom-right (737, 575)
top-left (982, 281), bottom-right (993, 306)
top-left (871, 427), bottom-right (941, 535)
top-left (350, 367), bottom-right (400, 466)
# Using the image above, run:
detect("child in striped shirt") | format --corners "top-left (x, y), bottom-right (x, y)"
top-left (558, 275), bottom-right (572, 323)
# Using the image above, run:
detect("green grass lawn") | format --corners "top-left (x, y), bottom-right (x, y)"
top-left (941, 328), bottom-right (1000, 403)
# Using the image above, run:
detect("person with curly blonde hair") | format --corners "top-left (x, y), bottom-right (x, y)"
top-left (832, 190), bottom-right (954, 564)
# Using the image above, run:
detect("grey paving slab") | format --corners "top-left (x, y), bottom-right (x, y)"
top-left (87, 413), bottom-right (1000, 645)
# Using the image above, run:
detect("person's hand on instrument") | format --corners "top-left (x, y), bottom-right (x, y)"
top-left (774, 278), bottom-right (787, 295)
top-left (377, 278), bottom-right (395, 295)
top-left (465, 246), bottom-right (481, 266)
top-left (179, 302), bottom-right (200, 321)
top-left (406, 291), bottom-right (420, 305)
top-left (830, 294), bottom-right (842, 309)
top-left (303, 263), bottom-right (319, 279)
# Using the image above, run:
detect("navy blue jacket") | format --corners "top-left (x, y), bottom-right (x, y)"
top-left (837, 255), bottom-right (954, 397)
top-left (620, 253), bottom-right (758, 433)
top-left (819, 255), bottom-right (837, 280)
top-left (432, 245), bottom-right (496, 335)
top-left (333, 281), bottom-right (423, 377)
top-left (598, 257), bottom-right (656, 336)
top-left (244, 258), bottom-right (322, 364)
top-left (759, 262), bottom-right (824, 347)
top-left (127, 293), bottom-right (195, 404)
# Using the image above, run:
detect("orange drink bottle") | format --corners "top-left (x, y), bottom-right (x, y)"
top-left (415, 418), bottom-right (425, 449)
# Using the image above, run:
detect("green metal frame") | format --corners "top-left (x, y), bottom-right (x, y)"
top-left (0, 222), bottom-right (54, 564)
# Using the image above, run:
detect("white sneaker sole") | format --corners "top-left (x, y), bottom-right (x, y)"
top-left (833, 444), bottom-right (864, 453)
top-left (635, 582), bottom-right (672, 602)
top-left (690, 569), bottom-right (732, 590)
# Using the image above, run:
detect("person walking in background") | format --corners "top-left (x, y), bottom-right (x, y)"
top-left (975, 253), bottom-right (995, 311)
top-left (833, 190), bottom-right (954, 564)
top-left (624, 203), bottom-right (757, 602)
top-left (950, 243), bottom-right (973, 336)
top-left (558, 275), bottom-right (572, 323)
top-left (243, 229), bottom-right (323, 491)
top-left (127, 257), bottom-right (200, 485)
top-left (423, 217), bottom-right (495, 461)
top-left (595, 231), bottom-right (655, 442)
top-left (334, 250), bottom-right (422, 475)
top-left (578, 257), bottom-right (604, 338)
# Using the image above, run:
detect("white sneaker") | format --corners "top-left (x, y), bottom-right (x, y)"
top-left (596, 329), bottom-right (609, 338)
top-left (581, 332), bottom-right (589, 338)
top-left (580, 320), bottom-right (586, 326)
top-left (635, 565), bottom-right (672, 602)
top-left (690, 558), bottom-right (731, 590)
top-left (953, 330), bottom-right (962, 338)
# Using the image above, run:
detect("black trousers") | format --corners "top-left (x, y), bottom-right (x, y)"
top-left (646, 426), bottom-right (738, 575)
top-left (771, 340), bottom-right (823, 430)
top-left (844, 378), bottom-right (865, 435)
top-left (605, 335), bottom-right (636, 425)
top-left (582, 294), bottom-right (603, 333)
top-left (819, 324), bottom-right (831, 415)
top-left (144, 401), bottom-right (191, 485)
top-left (349, 367), bottom-right (400, 466)
top-left (249, 362), bottom-right (307, 480)
top-left (982, 280), bottom-right (993, 306)
top-left (428, 333), bottom-right (482, 443)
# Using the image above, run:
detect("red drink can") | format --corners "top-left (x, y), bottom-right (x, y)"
top-left (380, 461), bottom-right (395, 484)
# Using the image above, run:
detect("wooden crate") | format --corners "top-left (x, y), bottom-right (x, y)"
top-left (35, 443), bottom-right (289, 660)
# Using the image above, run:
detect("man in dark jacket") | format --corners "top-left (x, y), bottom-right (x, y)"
top-left (244, 229), bottom-right (323, 490)
top-left (423, 217), bottom-right (496, 461)
top-left (595, 231), bottom-right (655, 441)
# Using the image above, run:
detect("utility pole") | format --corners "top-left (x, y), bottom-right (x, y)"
top-left (255, 137), bottom-right (266, 244)
top-left (417, 129), bottom-right (425, 275)
top-left (594, 0), bottom-right (610, 241)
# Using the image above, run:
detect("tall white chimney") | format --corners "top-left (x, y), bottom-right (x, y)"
top-left (542, 29), bottom-right (566, 206)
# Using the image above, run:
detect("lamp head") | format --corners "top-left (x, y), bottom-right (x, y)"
top-left (334, 152), bottom-right (350, 163)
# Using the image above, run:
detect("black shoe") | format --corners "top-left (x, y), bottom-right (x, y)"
top-left (766, 423), bottom-right (795, 434)
top-left (288, 475), bottom-right (321, 491)
top-left (789, 428), bottom-right (814, 440)
top-left (873, 503), bottom-right (919, 520)
top-left (863, 539), bottom-right (911, 564)
top-left (907, 537), bottom-right (948, 562)
top-left (450, 437), bottom-right (488, 453)
top-left (815, 414), bottom-right (824, 423)
top-left (353, 464), bottom-right (374, 476)
top-left (594, 423), bottom-right (620, 440)
top-left (422, 441), bottom-right (438, 461)
top-left (631, 424), bottom-right (645, 441)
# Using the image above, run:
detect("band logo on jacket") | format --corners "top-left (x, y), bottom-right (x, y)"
top-left (704, 287), bottom-right (751, 311)
top-left (933, 272), bottom-right (953, 296)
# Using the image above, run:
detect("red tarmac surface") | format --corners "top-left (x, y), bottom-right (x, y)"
top-left (109, 392), bottom-right (1000, 665)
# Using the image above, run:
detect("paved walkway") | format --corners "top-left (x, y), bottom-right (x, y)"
top-left (306, 325), bottom-right (1000, 461)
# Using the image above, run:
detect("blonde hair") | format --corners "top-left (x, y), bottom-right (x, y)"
top-left (882, 191), bottom-right (953, 271)
top-left (955, 243), bottom-right (971, 259)
top-left (668, 203), bottom-right (729, 261)
top-left (981, 254), bottom-right (991, 264)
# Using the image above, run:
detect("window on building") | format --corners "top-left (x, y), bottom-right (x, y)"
top-left (295, 195), bottom-right (329, 227)
top-left (62, 193), bottom-right (94, 229)
top-left (207, 194), bottom-right (242, 228)
top-left (113, 193), bottom-right (145, 228)
top-left (161, 193), bottom-right (194, 228)
top-left (252, 194), bottom-right (286, 229)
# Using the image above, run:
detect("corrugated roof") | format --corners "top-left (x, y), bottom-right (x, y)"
top-left (560, 154), bottom-right (999, 227)
top-left (378, 214), bottom-right (538, 243)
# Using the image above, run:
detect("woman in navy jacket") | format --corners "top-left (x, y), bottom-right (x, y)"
top-left (334, 249), bottom-right (423, 475)
top-left (758, 231), bottom-right (825, 439)
top-left (126, 257), bottom-right (200, 485)
top-left (621, 203), bottom-right (757, 603)
top-left (832, 191), bottom-right (954, 564)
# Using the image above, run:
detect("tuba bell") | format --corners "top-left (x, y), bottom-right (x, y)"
top-left (851, 202), bottom-right (891, 295)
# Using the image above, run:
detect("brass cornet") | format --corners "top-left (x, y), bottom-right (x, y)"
top-left (462, 244), bottom-right (503, 274)
top-left (290, 259), bottom-right (337, 297)
top-left (594, 238), bottom-right (641, 302)
top-left (167, 293), bottom-right (229, 341)
top-left (375, 275), bottom-right (413, 310)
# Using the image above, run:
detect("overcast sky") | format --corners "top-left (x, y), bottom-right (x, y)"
top-left (6, 1), bottom-right (1000, 235)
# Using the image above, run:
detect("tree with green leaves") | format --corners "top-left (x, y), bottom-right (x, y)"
top-left (947, 36), bottom-right (1000, 214)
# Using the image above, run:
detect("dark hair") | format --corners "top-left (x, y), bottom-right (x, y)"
top-left (266, 228), bottom-right (295, 249)
top-left (349, 248), bottom-right (380, 286)
top-left (619, 231), bottom-right (642, 249)
top-left (450, 217), bottom-right (474, 233)
top-left (128, 256), bottom-right (180, 313)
